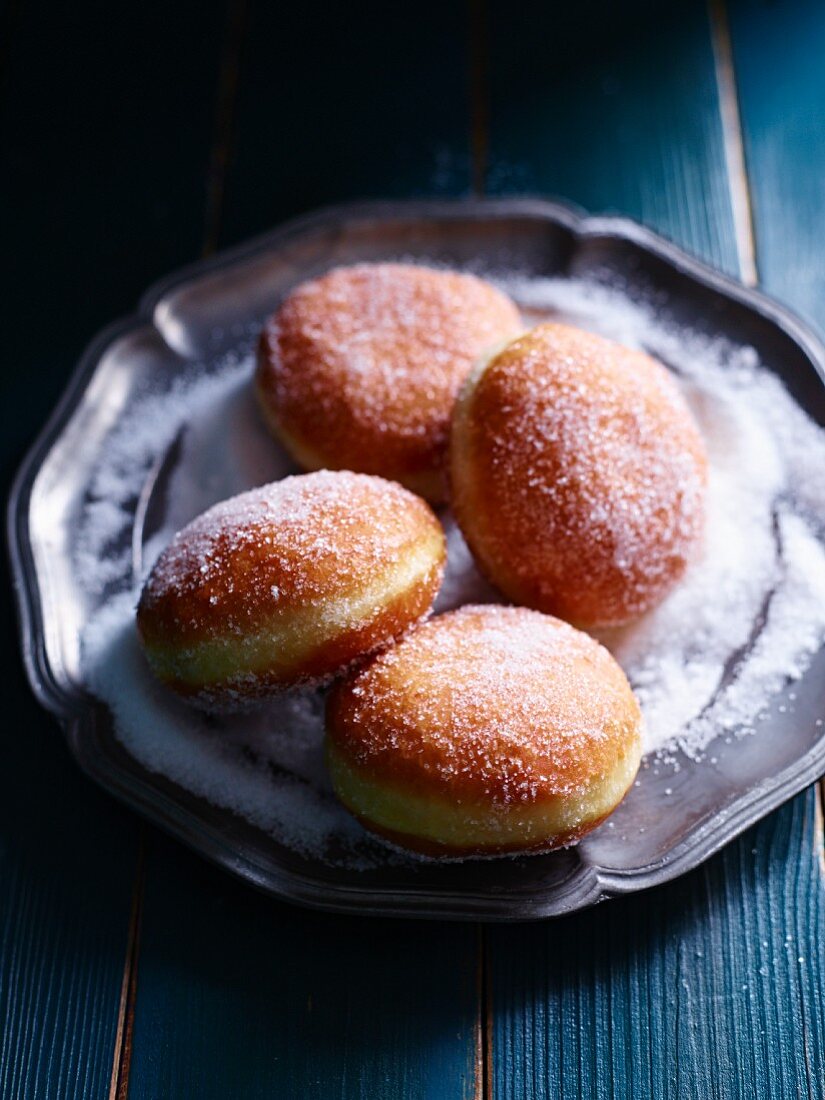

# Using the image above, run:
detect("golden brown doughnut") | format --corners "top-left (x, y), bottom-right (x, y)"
top-left (326, 604), bottom-right (642, 857)
top-left (450, 323), bottom-right (708, 627)
top-left (137, 471), bottom-right (446, 709)
top-left (255, 263), bottom-right (522, 503)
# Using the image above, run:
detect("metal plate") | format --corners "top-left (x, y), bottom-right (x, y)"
top-left (8, 198), bottom-right (825, 920)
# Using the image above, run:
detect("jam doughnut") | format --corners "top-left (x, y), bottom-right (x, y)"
top-left (137, 471), bottom-right (446, 709)
top-left (255, 263), bottom-right (522, 503)
top-left (326, 604), bottom-right (642, 857)
top-left (450, 323), bottom-right (708, 627)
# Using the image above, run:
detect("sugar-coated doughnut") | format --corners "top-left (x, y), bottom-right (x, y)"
top-left (450, 323), bottom-right (708, 627)
top-left (137, 471), bottom-right (446, 709)
top-left (255, 263), bottom-right (522, 503)
top-left (326, 604), bottom-right (642, 857)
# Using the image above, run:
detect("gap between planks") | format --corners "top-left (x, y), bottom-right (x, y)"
top-left (708, 0), bottom-right (758, 288)
top-left (470, 4), bottom-right (494, 1094)
top-left (108, 829), bottom-right (146, 1100)
top-left (474, 925), bottom-right (493, 1100)
top-left (709, 0), bottom-right (825, 875)
top-left (203, 0), bottom-right (249, 255)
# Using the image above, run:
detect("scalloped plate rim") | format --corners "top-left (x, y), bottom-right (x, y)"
top-left (8, 196), bottom-right (825, 920)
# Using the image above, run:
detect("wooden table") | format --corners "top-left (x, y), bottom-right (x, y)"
top-left (3, 1), bottom-right (825, 1095)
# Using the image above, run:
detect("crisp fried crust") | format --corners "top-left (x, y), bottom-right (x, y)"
top-left (326, 605), bottom-right (642, 857)
top-left (450, 323), bottom-right (708, 627)
top-left (137, 471), bottom-right (446, 708)
top-left (256, 263), bottom-right (522, 503)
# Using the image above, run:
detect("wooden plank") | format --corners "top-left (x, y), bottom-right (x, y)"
top-left (0, 3), bottom-right (228, 1097)
top-left (0, 729), bottom-right (135, 1100)
top-left (484, 1), bottom-right (825, 1096)
top-left (727, 0), bottom-right (825, 329)
top-left (484, 0), bottom-right (739, 274)
top-left (122, 3), bottom-right (481, 1097)
top-left (489, 791), bottom-right (825, 1098)
top-left (127, 836), bottom-right (478, 1100)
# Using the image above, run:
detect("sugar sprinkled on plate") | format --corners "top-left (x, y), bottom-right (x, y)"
top-left (495, 277), bottom-right (825, 760)
top-left (79, 274), bottom-right (825, 865)
top-left (84, 590), bottom-right (393, 866)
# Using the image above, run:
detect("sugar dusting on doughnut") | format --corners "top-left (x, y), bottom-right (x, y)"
top-left (137, 470), bottom-right (446, 707)
top-left (256, 263), bottom-right (522, 502)
top-left (450, 323), bottom-right (708, 627)
top-left (330, 605), bottom-right (638, 803)
top-left (327, 605), bottom-right (642, 855)
top-left (141, 471), bottom-right (435, 628)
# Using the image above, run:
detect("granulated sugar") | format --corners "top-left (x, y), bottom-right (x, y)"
top-left (497, 277), bottom-right (825, 759)
top-left (75, 361), bottom-right (258, 594)
top-left (79, 273), bottom-right (825, 864)
top-left (84, 589), bottom-right (395, 866)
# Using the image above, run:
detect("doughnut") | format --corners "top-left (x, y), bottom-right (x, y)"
top-left (255, 263), bottom-right (522, 503)
top-left (326, 604), bottom-right (642, 857)
top-left (450, 323), bottom-right (708, 627)
top-left (136, 471), bottom-right (446, 709)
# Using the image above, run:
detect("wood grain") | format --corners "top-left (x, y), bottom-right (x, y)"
top-left (727, 0), bottom-right (825, 333)
top-left (0, 0), bottom-right (228, 478)
top-left (708, 0), bottom-right (758, 285)
top-left (108, 831), bottom-right (145, 1100)
top-left (125, 836), bottom-right (478, 1100)
top-left (0, 2), bottom-right (228, 1097)
top-left (484, 0), bottom-right (739, 273)
top-left (488, 791), bottom-right (825, 1098)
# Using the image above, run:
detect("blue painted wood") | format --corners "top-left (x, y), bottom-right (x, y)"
top-left (0, 2), bottom-right (229, 1097)
top-left (127, 837), bottom-right (478, 1100)
top-left (485, 0), bottom-right (739, 275)
top-left (0, 717), bottom-right (134, 1100)
top-left (728, 0), bottom-right (825, 332)
top-left (483, 2), bottom-right (825, 1096)
top-left (489, 792), bottom-right (825, 1097)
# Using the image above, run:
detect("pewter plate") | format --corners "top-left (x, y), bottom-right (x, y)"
top-left (9, 198), bottom-right (825, 920)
